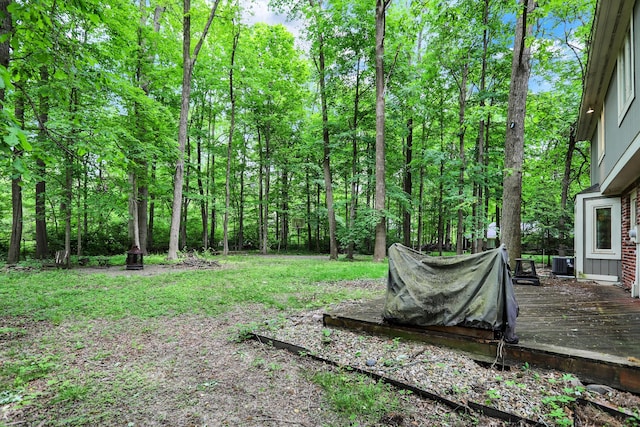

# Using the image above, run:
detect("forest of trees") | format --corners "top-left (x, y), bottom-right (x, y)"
top-left (0, 0), bottom-right (595, 264)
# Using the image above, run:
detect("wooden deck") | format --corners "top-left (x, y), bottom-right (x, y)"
top-left (323, 279), bottom-right (640, 394)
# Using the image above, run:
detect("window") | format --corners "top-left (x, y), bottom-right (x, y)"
top-left (618, 18), bottom-right (635, 123)
top-left (595, 207), bottom-right (612, 250)
top-left (586, 198), bottom-right (621, 259)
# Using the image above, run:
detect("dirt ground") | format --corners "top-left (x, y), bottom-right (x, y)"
top-left (2, 262), bottom-right (639, 426)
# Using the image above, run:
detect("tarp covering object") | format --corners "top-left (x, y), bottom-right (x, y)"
top-left (383, 243), bottom-right (519, 343)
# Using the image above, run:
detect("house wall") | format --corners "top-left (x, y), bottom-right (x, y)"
top-left (574, 191), bottom-right (622, 282)
top-left (583, 258), bottom-right (622, 278)
top-left (621, 182), bottom-right (639, 290)
top-left (594, 2), bottom-right (640, 191)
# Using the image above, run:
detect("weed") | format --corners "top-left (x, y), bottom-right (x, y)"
top-left (232, 322), bottom-right (259, 342)
top-left (252, 357), bottom-right (266, 369)
top-left (1, 355), bottom-right (57, 388)
top-left (51, 380), bottom-right (89, 404)
top-left (196, 381), bottom-right (218, 390)
top-left (321, 328), bottom-right (333, 344)
top-left (450, 385), bottom-right (468, 394)
top-left (485, 388), bottom-right (501, 405)
top-left (312, 370), bottom-right (403, 424)
top-left (542, 391), bottom-right (578, 426)
top-left (385, 337), bottom-right (402, 351)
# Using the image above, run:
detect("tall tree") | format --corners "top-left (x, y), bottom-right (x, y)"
top-left (1, 0), bottom-right (20, 264)
top-left (223, 21), bottom-right (240, 255)
top-left (473, 0), bottom-right (491, 254)
top-left (8, 95), bottom-right (23, 264)
top-left (168, 0), bottom-right (220, 260)
top-left (35, 66), bottom-right (49, 259)
top-left (502, 0), bottom-right (535, 265)
top-left (373, 0), bottom-right (391, 261)
top-left (308, 0), bottom-right (339, 259)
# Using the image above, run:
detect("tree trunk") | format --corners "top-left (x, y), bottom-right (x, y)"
top-left (1, 0), bottom-right (21, 264)
top-left (456, 63), bottom-right (468, 255)
top-left (238, 141), bottom-right (246, 250)
top-left (0, 0), bottom-right (9, 107)
top-left (306, 164), bottom-right (313, 251)
top-left (8, 96), bottom-right (24, 264)
top-left (278, 172), bottom-right (289, 251)
top-left (347, 60), bottom-right (362, 260)
top-left (180, 134), bottom-right (191, 249)
top-left (373, 0), bottom-right (390, 262)
top-left (223, 29), bottom-right (239, 255)
top-left (147, 160), bottom-right (156, 251)
top-left (63, 152), bottom-right (73, 268)
top-left (222, 30), bottom-right (240, 255)
top-left (417, 120), bottom-right (428, 251)
top-left (437, 97), bottom-right (445, 255)
top-left (168, 0), bottom-right (219, 259)
top-left (197, 116), bottom-right (208, 250)
top-left (502, 0), bottom-right (535, 266)
top-left (262, 130), bottom-right (271, 255)
top-left (558, 123), bottom-right (577, 256)
top-left (35, 66), bottom-right (49, 259)
top-left (310, 0), bottom-right (338, 260)
top-left (403, 118), bottom-right (413, 247)
top-left (128, 173), bottom-right (141, 249)
top-left (473, 0), bottom-right (490, 254)
top-left (208, 111), bottom-right (216, 248)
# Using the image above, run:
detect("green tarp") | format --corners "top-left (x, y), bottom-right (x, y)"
top-left (383, 243), bottom-right (519, 343)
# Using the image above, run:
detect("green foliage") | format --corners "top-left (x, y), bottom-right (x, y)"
top-left (542, 393), bottom-right (576, 426)
top-left (0, 355), bottom-right (57, 389)
top-left (0, 0), bottom-right (595, 263)
top-left (312, 370), bottom-right (404, 424)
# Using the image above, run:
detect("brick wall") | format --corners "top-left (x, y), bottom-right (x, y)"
top-left (621, 182), bottom-right (639, 291)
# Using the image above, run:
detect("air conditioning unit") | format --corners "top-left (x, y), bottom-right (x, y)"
top-left (552, 256), bottom-right (574, 276)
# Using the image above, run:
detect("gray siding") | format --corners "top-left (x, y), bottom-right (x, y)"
top-left (583, 258), bottom-right (622, 278)
top-left (598, 1), bottom-right (640, 187)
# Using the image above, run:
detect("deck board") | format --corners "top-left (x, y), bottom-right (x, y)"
top-left (324, 279), bottom-right (640, 393)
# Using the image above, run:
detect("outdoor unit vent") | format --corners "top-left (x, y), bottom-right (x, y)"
top-left (552, 256), bottom-right (574, 276)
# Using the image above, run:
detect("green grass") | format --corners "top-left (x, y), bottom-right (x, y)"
top-left (0, 255), bottom-right (387, 322)
top-left (312, 370), bottom-right (406, 424)
top-left (0, 254), bottom-right (388, 426)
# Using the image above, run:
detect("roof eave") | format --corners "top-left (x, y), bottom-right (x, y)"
top-left (576, 0), bottom-right (634, 141)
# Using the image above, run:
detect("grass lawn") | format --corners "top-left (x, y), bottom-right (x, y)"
top-left (0, 254), bottom-right (391, 426)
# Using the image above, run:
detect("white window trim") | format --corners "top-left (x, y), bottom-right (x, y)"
top-left (585, 197), bottom-right (621, 260)
top-left (617, 17), bottom-right (635, 125)
top-left (598, 106), bottom-right (605, 165)
top-left (632, 190), bottom-right (638, 229)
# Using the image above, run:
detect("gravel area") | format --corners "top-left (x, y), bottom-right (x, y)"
top-left (257, 283), bottom-right (640, 426)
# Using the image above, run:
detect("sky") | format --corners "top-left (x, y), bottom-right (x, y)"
top-left (241, 0), bottom-right (305, 48)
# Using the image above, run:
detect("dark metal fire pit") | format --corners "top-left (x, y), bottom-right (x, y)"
top-left (126, 246), bottom-right (144, 270)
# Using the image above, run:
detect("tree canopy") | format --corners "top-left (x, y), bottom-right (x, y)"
top-left (0, 0), bottom-right (595, 261)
